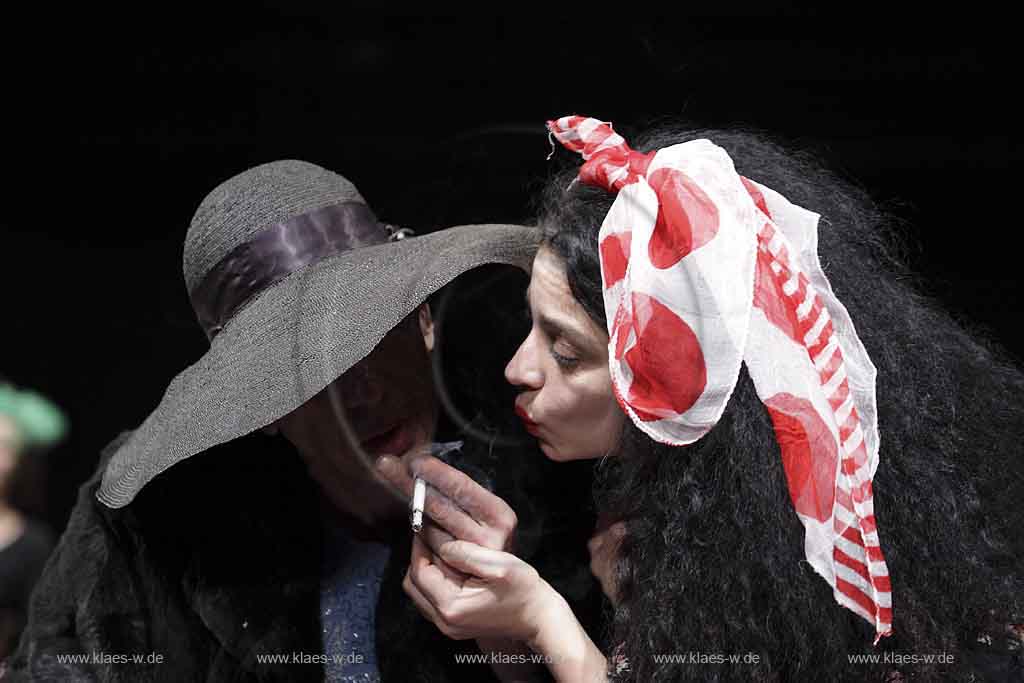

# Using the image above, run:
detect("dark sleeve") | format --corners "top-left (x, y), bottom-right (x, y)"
top-left (4, 433), bottom-right (143, 682)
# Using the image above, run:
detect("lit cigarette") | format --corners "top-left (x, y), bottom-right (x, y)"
top-left (409, 441), bottom-right (461, 534)
top-left (410, 477), bottom-right (426, 533)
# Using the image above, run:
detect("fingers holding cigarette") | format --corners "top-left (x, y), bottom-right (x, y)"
top-left (377, 458), bottom-right (469, 536)
top-left (410, 442), bottom-right (463, 535)
top-left (375, 440), bottom-right (516, 553)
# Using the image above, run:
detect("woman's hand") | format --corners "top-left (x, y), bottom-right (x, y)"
top-left (377, 451), bottom-right (608, 681)
top-left (402, 535), bottom-right (559, 642)
top-left (404, 536), bottom-right (608, 682)
top-left (378, 451), bottom-right (547, 680)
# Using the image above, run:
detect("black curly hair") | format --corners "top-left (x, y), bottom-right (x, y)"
top-left (538, 123), bottom-right (1024, 681)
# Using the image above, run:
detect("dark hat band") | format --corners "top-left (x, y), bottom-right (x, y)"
top-left (190, 201), bottom-right (386, 339)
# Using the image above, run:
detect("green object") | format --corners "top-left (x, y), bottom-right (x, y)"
top-left (0, 383), bottom-right (68, 449)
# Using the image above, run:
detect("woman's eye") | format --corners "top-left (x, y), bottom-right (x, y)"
top-left (550, 346), bottom-right (580, 368)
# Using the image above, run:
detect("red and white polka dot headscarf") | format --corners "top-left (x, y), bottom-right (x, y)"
top-left (549, 115), bottom-right (892, 642)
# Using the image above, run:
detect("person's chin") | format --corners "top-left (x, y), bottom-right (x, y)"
top-left (538, 438), bottom-right (590, 462)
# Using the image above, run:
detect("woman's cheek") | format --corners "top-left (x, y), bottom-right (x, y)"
top-left (540, 376), bottom-right (571, 420)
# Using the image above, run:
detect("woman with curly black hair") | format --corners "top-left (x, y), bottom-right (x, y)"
top-left (383, 117), bottom-right (1024, 682)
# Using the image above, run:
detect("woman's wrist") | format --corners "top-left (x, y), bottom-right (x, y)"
top-left (526, 581), bottom-right (608, 681)
top-left (523, 579), bottom-right (571, 650)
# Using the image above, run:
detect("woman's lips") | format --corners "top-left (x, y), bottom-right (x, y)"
top-left (515, 405), bottom-right (541, 435)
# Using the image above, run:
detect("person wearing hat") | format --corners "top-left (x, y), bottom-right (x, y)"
top-left (0, 384), bottom-right (66, 663)
top-left (5, 161), bottom-right (599, 682)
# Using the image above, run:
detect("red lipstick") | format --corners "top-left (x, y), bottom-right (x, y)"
top-left (515, 404), bottom-right (540, 434)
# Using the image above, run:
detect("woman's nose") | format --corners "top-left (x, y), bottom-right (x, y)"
top-left (505, 333), bottom-right (544, 390)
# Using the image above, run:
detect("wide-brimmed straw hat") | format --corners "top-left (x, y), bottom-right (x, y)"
top-left (97, 160), bottom-right (537, 508)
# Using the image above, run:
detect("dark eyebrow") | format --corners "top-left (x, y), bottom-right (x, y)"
top-left (538, 314), bottom-right (597, 354)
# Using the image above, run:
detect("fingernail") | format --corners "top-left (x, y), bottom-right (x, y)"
top-left (375, 455), bottom-right (395, 472)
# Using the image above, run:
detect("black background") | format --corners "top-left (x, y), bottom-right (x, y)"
top-left (3, 11), bottom-right (1021, 530)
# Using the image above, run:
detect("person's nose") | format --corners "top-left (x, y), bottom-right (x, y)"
top-left (337, 359), bottom-right (385, 410)
top-left (505, 330), bottom-right (544, 390)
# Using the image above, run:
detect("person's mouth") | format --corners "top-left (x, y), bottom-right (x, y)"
top-left (361, 423), bottom-right (416, 458)
top-left (514, 404), bottom-right (541, 436)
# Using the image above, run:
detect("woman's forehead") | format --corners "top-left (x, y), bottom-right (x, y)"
top-left (529, 248), bottom-right (571, 296)
top-left (529, 246), bottom-right (607, 344)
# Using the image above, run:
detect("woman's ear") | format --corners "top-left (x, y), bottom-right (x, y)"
top-left (417, 303), bottom-right (435, 353)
